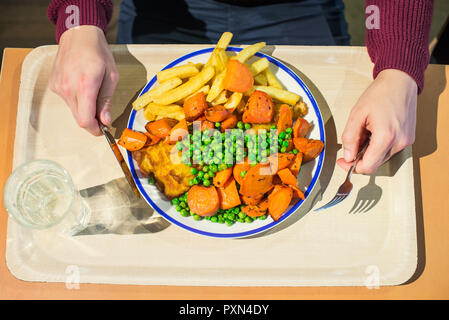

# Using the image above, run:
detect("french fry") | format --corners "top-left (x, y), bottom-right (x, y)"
top-left (254, 86), bottom-right (300, 105)
top-left (205, 32), bottom-right (233, 68)
top-left (243, 87), bottom-right (255, 97)
top-left (188, 62), bottom-right (203, 70)
top-left (216, 32), bottom-right (233, 50)
top-left (214, 49), bottom-right (229, 74)
top-left (132, 77), bottom-right (182, 110)
top-left (265, 67), bottom-right (283, 89)
top-left (180, 85), bottom-right (210, 104)
top-left (224, 92), bottom-right (243, 110)
top-left (249, 58), bottom-right (269, 76)
top-left (154, 66), bottom-right (215, 105)
top-left (157, 64), bottom-right (199, 83)
top-left (206, 71), bottom-right (226, 102)
top-left (211, 90), bottom-right (228, 106)
top-left (143, 110), bottom-right (157, 121)
top-left (231, 42), bottom-right (266, 64)
top-left (144, 103), bottom-right (185, 121)
top-left (254, 72), bottom-right (268, 86)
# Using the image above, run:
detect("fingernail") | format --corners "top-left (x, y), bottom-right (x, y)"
top-left (104, 111), bottom-right (111, 125)
top-left (344, 149), bottom-right (352, 162)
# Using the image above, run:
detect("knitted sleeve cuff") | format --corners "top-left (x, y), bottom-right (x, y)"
top-left (47, 0), bottom-right (113, 43)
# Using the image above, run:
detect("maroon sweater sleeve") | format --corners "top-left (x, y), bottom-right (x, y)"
top-left (365, 0), bottom-right (433, 94)
top-left (47, 0), bottom-right (113, 43)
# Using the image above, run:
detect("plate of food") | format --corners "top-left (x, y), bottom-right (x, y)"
top-left (118, 32), bottom-right (325, 238)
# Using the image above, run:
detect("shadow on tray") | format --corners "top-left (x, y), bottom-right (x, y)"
top-left (75, 177), bottom-right (170, 235)
top-left (402, 65), bottom-right (446, 285)
top-left (72, 45), bottom-right (172, 235)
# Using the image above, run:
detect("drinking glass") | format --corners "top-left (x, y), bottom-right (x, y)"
top-left (3, 159), bottom-right (90, 235)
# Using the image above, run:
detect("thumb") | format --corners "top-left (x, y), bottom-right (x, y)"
top-left (341, 110), bottom-right (366, 162)
top-left (97, 68), bottom-right (119, 126)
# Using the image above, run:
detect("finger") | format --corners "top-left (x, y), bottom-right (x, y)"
top-left (336, 157), bottom-right (354, 171)
top-left (97, 67), bottom-right (119, 126)
top-left (76, 71), bottom-right (105, 136)
top-left (341, 109), bottom-right (366, 163)
top-left (355, 130), bottom-right (394, 174)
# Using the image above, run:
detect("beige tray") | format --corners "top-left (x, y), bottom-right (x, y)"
top-left (5, 44), bottom-right (417, 286)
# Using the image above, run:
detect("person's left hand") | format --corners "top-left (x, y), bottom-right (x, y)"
top-left (337, 69), bottom-right (418, 174)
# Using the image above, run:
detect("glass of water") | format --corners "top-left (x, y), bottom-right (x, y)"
top-left (3, 159), bottom-right (90, 234)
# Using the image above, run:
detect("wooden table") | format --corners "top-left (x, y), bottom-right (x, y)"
top-left (0, 48), bottom-right (448, 299)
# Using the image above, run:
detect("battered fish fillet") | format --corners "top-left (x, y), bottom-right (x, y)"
top-left (133, 142), bottom-right (194, 199)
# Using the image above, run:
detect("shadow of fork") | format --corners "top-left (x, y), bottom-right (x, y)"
top-left (348, 175), bottom-right (382, 214)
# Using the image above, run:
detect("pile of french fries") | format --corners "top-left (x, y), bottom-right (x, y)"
top-left (132, 32), bottom-right (307, 121)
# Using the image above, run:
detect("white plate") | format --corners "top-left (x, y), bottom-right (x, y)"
top-left (126, 47), bottom-right (325, 238)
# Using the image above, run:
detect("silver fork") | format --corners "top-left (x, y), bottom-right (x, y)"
top-left (314, 140), bottom-right (369, 211)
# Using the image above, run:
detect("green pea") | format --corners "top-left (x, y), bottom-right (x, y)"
top-left (197, 171), bottom-right (204, 179)
top-left (203, 179), bottom-right (211, 187)
top-left (180, 209), bottom-right (189, 217)
top-left (244, 123), bottom-right (251, 130)
top-left (191, 168), bottom-right (198, 175)
top-left (175, 205), bottom-right (181, 212)
top-left (238, 212), bottom-right (246, 219)
top-left (148, 176), bottom-right (155, 185)
top-left (215, 122), bottom-right (221, 128)
top-left (245, 216), bottom-right (253, 223)
top-left (258, 214), bottom-right (267, 220)
top-left (240, 170), bottom-right (247, 178)
top-left (280, 147), bottom-right (287, 153)
top-left (193, 177), bottom-right (200, 184)
top-left (172, 198), bottom-right (179, 205)
top-left (225, 219), bottom-right (234, 226)
top-left (202, 165), bottom-right (209, 172)
top-left (237, 218), bottom-right (245, 223)
top-left (219, 163), bottom-right (228, 171)
top-left (279, 131), bottom-right (286, 139)
top-left (211, 216), bottom-right (218, 223)
top-left (285, 133), bottom-right (291, 140)
top-left (210, 164), bottom-right (218, 172)
top-left (270, 125), bottom-right (276, 130)
top-left (282, 140), bottom-right (289, 148)
top-left (193, 214), bottom-right (202, 221)
top-left (189, 179), bottom-right (194, 186)
top-left (293, 149), bottom-right (299, 155)
top-left (227, 212), bottom-right (235, 221)
top-left (285, 127), bottom-right (293, 133)
top-left (180, 201), bottom-right (186, 208)
top-left (237, 121), bottom-right (244, 129)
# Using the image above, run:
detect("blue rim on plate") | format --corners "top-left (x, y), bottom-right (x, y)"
top-left (126, 47), bottom-right (325, 238)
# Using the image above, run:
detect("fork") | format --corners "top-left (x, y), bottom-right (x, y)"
top-left (314, 140), bottom-right (369, 211)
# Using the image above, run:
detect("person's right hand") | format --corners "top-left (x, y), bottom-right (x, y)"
top-left (49, 25), bottom-right (119, 136)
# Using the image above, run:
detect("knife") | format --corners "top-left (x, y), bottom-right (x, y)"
top-left (98, 120), bottom-right (141, 198)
